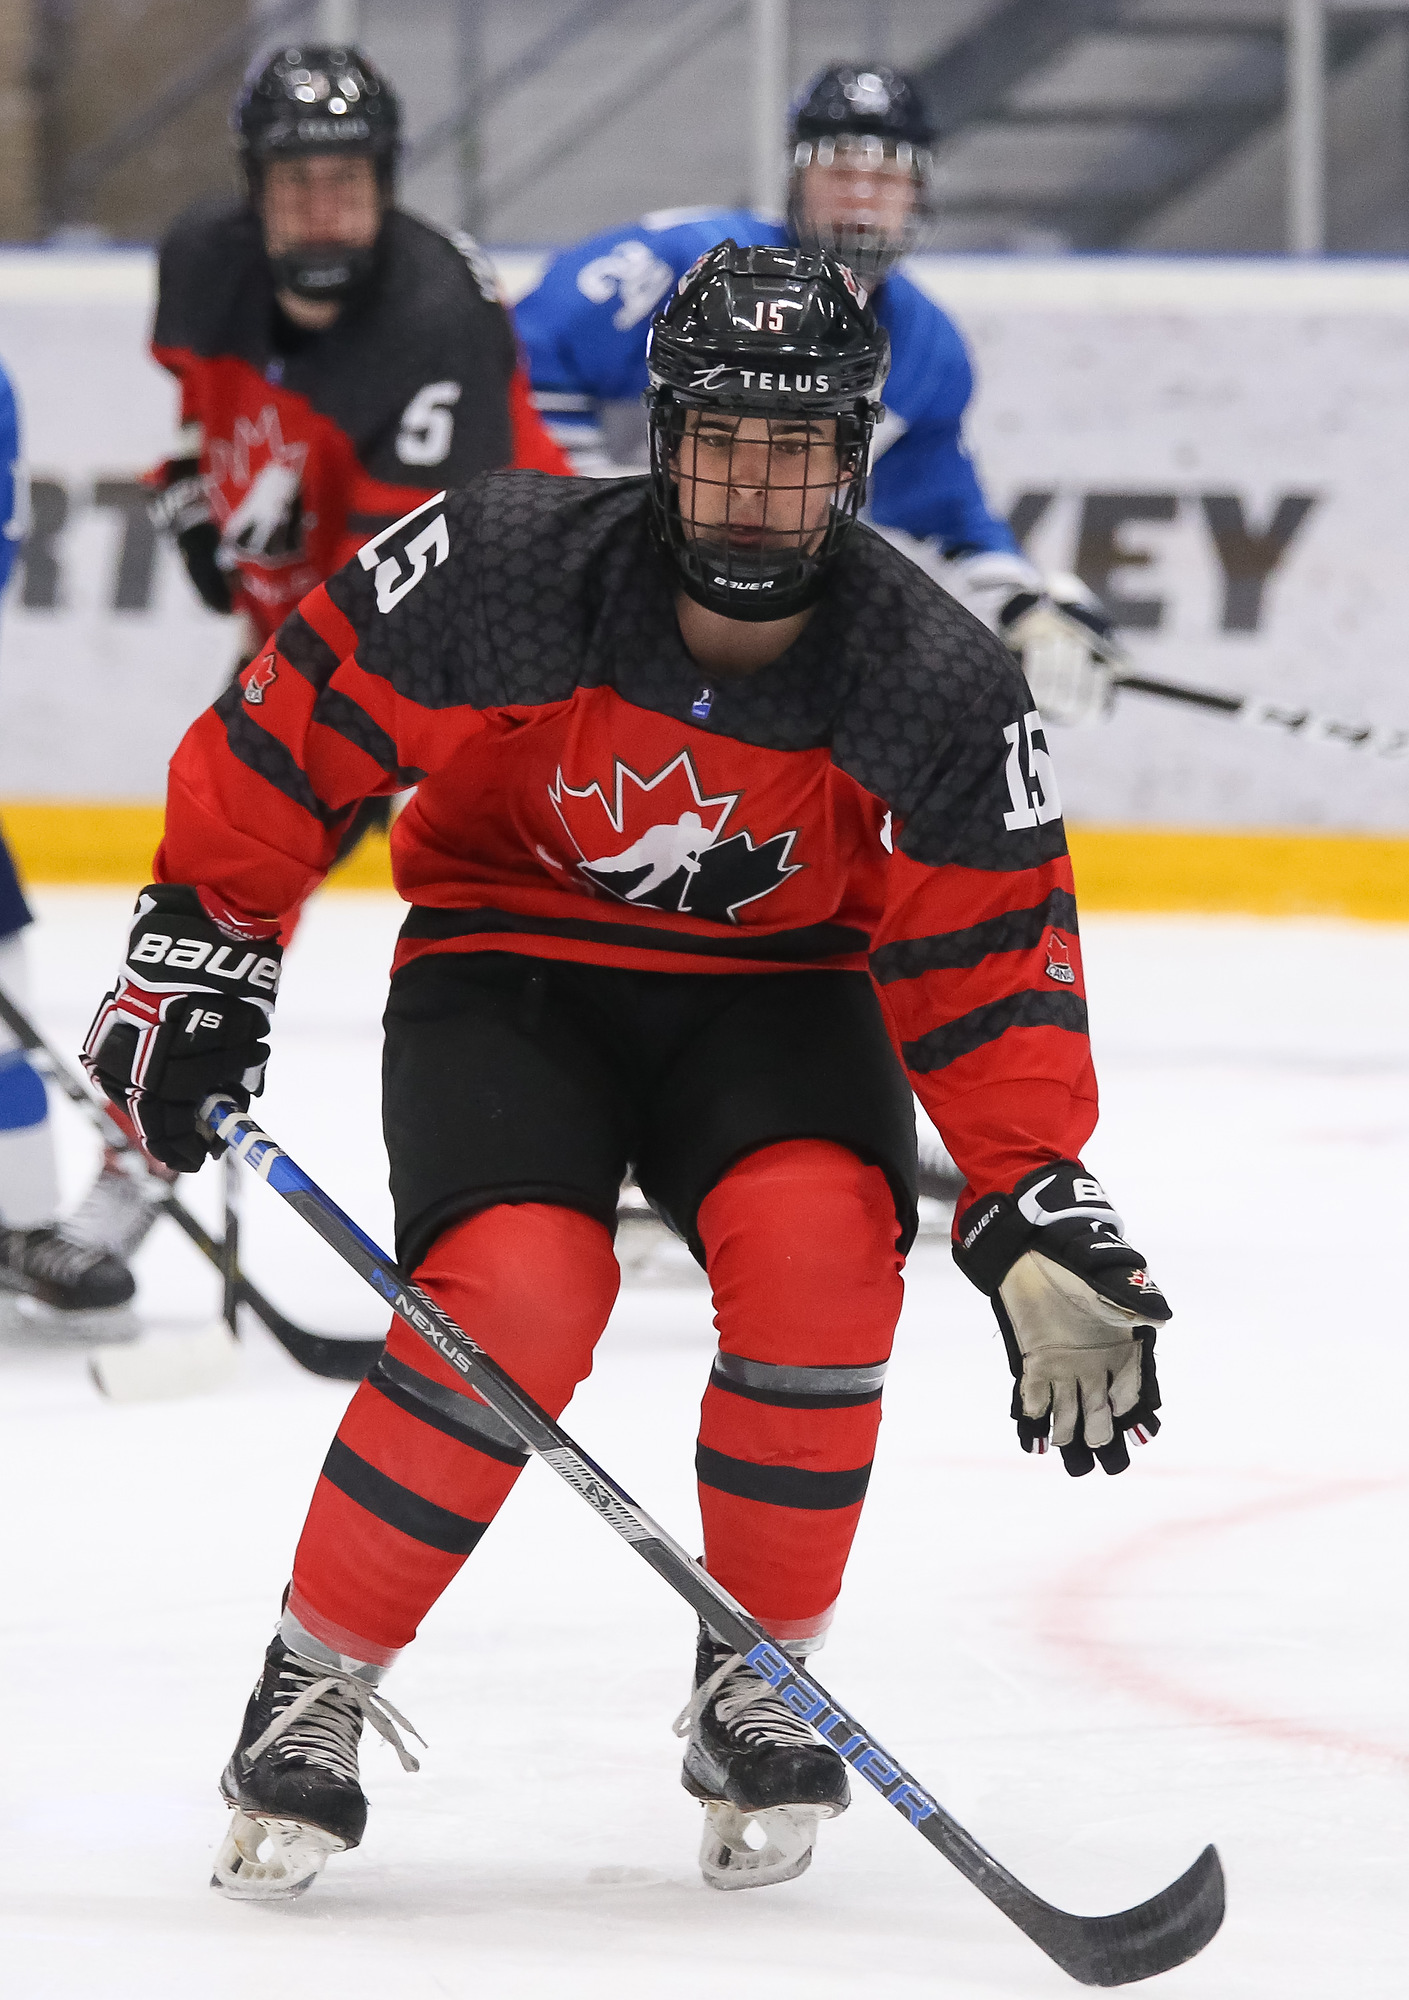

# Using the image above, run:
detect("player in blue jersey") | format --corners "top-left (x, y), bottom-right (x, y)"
top-left (0, 363), bottom-right (137, 1329)
top-left (516, 63), bottom-right (1117, 731)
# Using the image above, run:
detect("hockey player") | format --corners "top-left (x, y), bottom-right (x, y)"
top-left (0, 363), bottom-right (135, 1327)
top-left (151, 42), bottom-right (567, 648)
top-left (84, 245), bottom-right (1169, 1902)
top-left (74, 44), bottom-right (575, 1260)
top-left (516, 62), bottom-right (1117, 734)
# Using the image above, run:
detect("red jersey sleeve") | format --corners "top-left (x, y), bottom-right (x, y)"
top-left (869, 693), bottom-right (1097, 1203)
top-left (155, 493), bottom-right (485, 922)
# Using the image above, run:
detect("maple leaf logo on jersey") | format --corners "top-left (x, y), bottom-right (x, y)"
top-left (242, 653), bottom-right (277, 705)
top-left (548, 750), bottom-right (802, 923)
top-left (1044, 931), bottom-right (1076, 985)
top-left (206, 405), bottom-right (310, 569)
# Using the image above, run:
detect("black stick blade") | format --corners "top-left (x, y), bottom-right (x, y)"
top-left (236, 1279), bottom-right (383, 1381)
top-left (1022, 1844), bottom-right (1225, 1987)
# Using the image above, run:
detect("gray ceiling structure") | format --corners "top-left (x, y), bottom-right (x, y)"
top-left (36, 1), bottom-right (1409, 254)
top-left (913, 1), bottom-right (1409, 253)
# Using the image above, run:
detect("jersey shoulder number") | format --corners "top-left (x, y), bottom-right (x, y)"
top-left (358, 492), bottom-right (450, 613)
top-left (1002, 709), bottom-right (1062, 831)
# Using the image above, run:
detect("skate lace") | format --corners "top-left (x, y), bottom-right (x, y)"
top-left (244, 1660), bottom-right (425, 1779)
top-left (672, 1652), bottom-right (816, 1751)
top-left (63, 1164), bottom-right (159, 1255)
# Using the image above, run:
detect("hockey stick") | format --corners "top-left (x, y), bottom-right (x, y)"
top-left (1112, 665), bottom-right (1409, 757)
top-left (203, 1092), bottom-right (1224, 1987)
top-left (0, 983), bottom-right (381, 1383)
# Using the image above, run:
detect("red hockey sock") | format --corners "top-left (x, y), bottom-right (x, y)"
top-left (289, 1202), bottom-right (619, 1662)
top-left (695, 1140), bottom-right (905, 1647)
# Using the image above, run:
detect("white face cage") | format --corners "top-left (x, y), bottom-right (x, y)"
top-left (791, 134), bottom-right (931, 176)
top-left (788, 134), bottom-right (931, 288)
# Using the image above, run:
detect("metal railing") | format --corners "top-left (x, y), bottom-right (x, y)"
top-left (54, 0), bottom-right (317, 222)
top-left (46, 0), bottom-right (770, 241)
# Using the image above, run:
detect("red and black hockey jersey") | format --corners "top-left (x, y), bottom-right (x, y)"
top-left (158, 474), bottom-right (1097, 1198)
top-left (152, 198), bottom-right (569, 639)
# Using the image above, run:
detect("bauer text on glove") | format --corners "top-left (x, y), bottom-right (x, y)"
top-left (82, 885), bottom-right (281, 1173)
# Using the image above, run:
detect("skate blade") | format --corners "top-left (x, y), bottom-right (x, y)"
top-left (698, 1800), bottom-right (834, 1892)
top-left (211, 1810), bottom-right (344, 1902)
top-left (91, 1320), bottom-right (239, 1403)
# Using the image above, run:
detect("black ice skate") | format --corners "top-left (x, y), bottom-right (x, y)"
top-left (0, 1223), bottom-right (136, 1336)
top-left (213, 1633), bottom-right (423, 1902)
top-left (674, 1624), bottom-right (849, 1891)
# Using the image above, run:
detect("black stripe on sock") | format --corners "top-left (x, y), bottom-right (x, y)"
top-left (707, 1369), bottom-right (882, 1412)
top-left (695, 1444), bottom-right (872, 1511)
top-left (368, 1358), bottom-right (529, 1468)
top-left (320, 1438), bottom-right (489, 1554)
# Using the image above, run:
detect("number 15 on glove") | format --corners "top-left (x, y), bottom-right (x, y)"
top-left (954, 1161), bottom-right (1171, 1477)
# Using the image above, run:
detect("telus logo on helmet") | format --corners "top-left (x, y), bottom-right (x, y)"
top-left (733, 371), bottom-right (831, 393)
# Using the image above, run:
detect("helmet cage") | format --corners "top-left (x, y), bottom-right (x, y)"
top-left (788, 133), bottom-right (931, 289)
top-left (648, 390), bottom-right (876, 623)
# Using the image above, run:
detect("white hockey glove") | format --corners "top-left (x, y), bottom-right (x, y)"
top-left (883, 541), bottom-right (1119, 727)
top-left (998, 573), bottom-right (1119, 728)
top-left (954, 1162), bottom-right (1170, 1477)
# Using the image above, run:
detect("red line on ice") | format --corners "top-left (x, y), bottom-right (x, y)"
top-left (1037, 1473), bottom-right (1409, 1777)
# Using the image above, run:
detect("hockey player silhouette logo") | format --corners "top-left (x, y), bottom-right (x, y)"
top-left (207, 406), bottom-right (310, 569)
top-left (549, 750), bottom-right (801, 923)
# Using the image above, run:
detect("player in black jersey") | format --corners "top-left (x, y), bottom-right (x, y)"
top-left (86, 245), bottom-right (1170, 1903)
top-left (71, 44), bottom-right (571, 1268)
top-left (151, 43), bottom-right (566, 646)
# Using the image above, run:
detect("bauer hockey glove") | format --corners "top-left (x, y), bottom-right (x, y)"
top-left (953, 1162), bottom-right (1170, 1477)
top-left (82, 885), bottom-right (281, 1173)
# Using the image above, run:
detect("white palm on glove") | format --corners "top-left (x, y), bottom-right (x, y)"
top-left (953, 1161), bottom-right (1170, 1477)
top-left (998, 1251), bottom-right (1155, 1458)
top-left (999, 574), bottom-right (1119, 729)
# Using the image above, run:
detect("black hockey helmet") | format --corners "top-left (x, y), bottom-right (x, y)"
top-left (645, 241), bottom-right (889, 622)
top-left (234, 46), bottom-right (400, 304)
top-left (792, 64), bottom-right (934, 150)
top-left (234, 45), bottom-right (400, 187)
top-left (787, 65), bottom-right (934, 287)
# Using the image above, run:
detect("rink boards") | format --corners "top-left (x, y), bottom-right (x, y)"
top-left (0, 247), bottom-right (1405, 914)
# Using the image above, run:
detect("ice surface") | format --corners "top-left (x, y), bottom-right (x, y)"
top-left (2, 891), bottom-right (1406, 1998)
